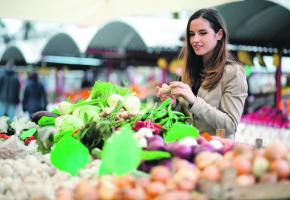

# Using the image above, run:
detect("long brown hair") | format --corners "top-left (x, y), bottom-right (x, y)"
top-left (181, 8), bottom-right (233, 91)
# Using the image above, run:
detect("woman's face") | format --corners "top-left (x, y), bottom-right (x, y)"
top-left (189, 17), bottom-right (222, 60)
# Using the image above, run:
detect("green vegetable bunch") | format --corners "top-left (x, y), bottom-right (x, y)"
top-left (143, 98), bottom-right (189, 130)
top-left (89, 81), bottom-right (131, 106)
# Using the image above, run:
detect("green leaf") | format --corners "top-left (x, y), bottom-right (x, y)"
top-left (141, 150), bottom-right (171, 161)
top-left (51, 109), bottom-right (61, 115)
top-left (50, 136), bottom-right (90, 176)
top-left (99, 124), bottom-right (141, 176)
top-left (38, 116), bottom-right (56, 127)
top-left (19, 128), bottom-right (37, 140)
top-left (164, 123), bottom-right (199, 143)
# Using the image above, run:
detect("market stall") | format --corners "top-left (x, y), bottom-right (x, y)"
top-left (0, 81), bottom-right (289, 199)
top-left (1, 0), bottom-right (290, 199)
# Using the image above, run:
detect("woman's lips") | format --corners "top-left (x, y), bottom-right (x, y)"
top-left (193, 45), bottom-right (202, 52)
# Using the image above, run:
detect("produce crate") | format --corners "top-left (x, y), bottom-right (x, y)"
top-left (198, 169), bottom-right (290, 200)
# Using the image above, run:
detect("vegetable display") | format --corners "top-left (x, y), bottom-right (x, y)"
top-left (1, 80), bottom-right (290, 200)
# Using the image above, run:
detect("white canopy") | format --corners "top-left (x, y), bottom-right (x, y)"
top-left (0, 39), bottom-right (46, 64)
top-left (0, 0), bottom-right (241, 26)
top-left (88, 17), bottom-right (187, 51)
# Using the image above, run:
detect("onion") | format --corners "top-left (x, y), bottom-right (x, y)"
top-left (216, 157), bottom-right (231, 170)
top-left (270, 159), bottom-right (290, 179)
top-left (107, 94), bottom-right (124, 107)
top-left (232, 155), bottom-right (252, 175)
top-left (196, 137), bottom-right (207, 145)
top-left (173, 158), bottom-right (196, 171)
top-left (150, 165), bottom-right (171, 183)
top-left (74, 181), bottom-right (98, 200)
top-left (147, 140), bottom-right (165, 151)
top-left (252, 157), bottom-right (269, 178)
top-left (201, 165), bottom-right (221, 182)
top-left (165, 142), bottom-right (193, 159)
top-left (165, 142), bottom-right (179, 152)
top-left (139, 161), bottom-right (155, 173)
top-left (146, 136), bottom-right (165, 151)
top-left (265, 142), bottom-right (287, 161)
top-left (135, 128), bottom-right (153, 139)
top-left (233, 143), bottom-right (253, 156)
top-left (171, 144), bottom-right (193, 160)
top-left (208, 139), bottom-right (223, 149)
top-left (144, 181), bottom-right (167, 197)
top-left (195, 152), bottom-right (222, 169)
top-left (159, 159), bottom-right (173, 170)
top-left (123, 95), bottom-right (141, 113)
top-left (146, 135), bottom-right (163, 144)
top-left (137, 137), bottom-right (147, 148)
top-left (179, 137), bottom-right (198, 147)
top-left (216, 143), bottom-right (234, 155)
top-left (194, 143), bottom-right (216, 155)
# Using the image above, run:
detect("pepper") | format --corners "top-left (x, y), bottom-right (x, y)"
top-left (201, 132), bottom-right (212, 141)
top-left (133, 121), bottom-right (164, 135)
top-left (0, 133), bottom-right (10, 140)
top-left (24, 136), bottom-right (35, 145)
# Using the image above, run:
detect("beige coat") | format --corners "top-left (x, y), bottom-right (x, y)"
top-left (176, 63), bottom-right (248, 138)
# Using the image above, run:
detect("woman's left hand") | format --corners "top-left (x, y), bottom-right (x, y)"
top-left (169, 81), bottom-right (196, 104)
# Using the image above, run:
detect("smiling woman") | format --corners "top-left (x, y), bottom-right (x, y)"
top-left (156, 8), bottom-right (248, 139)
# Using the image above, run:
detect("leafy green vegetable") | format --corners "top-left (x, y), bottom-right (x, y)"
top-left (19, 128), bottom-right (37, 140)
top-left (38, 116), bottom-right (56, 127)
top-left (99, 124), bottom-right (141, 176)
top-left (51, 109), bottom-right (61, 115)
top-left (89, 81), bottom-right (131, 106)
top-left (55, 115), bottom-right (85, 132)
top-left (72, 105), bottom-right (100, 125)
top-left (164, 123), bottom-right (199, 143)
top-left (34, 132), bottom-right (54, 154)
top-left (80, 122), bottom-right (104, 150)
top-left (58, 99), bottom-right (101, 115)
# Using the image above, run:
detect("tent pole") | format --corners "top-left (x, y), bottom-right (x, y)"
top-left (275, 49), bottom-right (282, 110)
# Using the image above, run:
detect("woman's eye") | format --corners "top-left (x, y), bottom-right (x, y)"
top-left (200, 32), bottom-right (207, 35)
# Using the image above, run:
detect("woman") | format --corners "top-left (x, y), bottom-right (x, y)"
top-left (157, 9), bottom-right (248, 138)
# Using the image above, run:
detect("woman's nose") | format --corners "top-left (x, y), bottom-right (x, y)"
top-left (192, 35), bottom-right (200, 42)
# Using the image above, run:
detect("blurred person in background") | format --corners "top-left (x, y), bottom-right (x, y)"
top-left (156, 8), bottom-right (248, 138)
top-left (0, 60), bottom-right (20, 119)
top-left (81, 70), bottom-right (94, 88)
top-left (22, 71), bottom-right (47, 116)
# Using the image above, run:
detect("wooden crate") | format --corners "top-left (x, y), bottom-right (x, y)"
top-left (198, 169), bottom-right (290, 200)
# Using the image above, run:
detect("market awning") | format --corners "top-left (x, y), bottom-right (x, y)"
top-left (42, 33), bottom-right (81, 57)
top-left (216, 0), bottom-right (290, 48)
top-left (0, 39), bottom-right (45, 64)
top-left (87, 17), bottom-right (187, 52)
